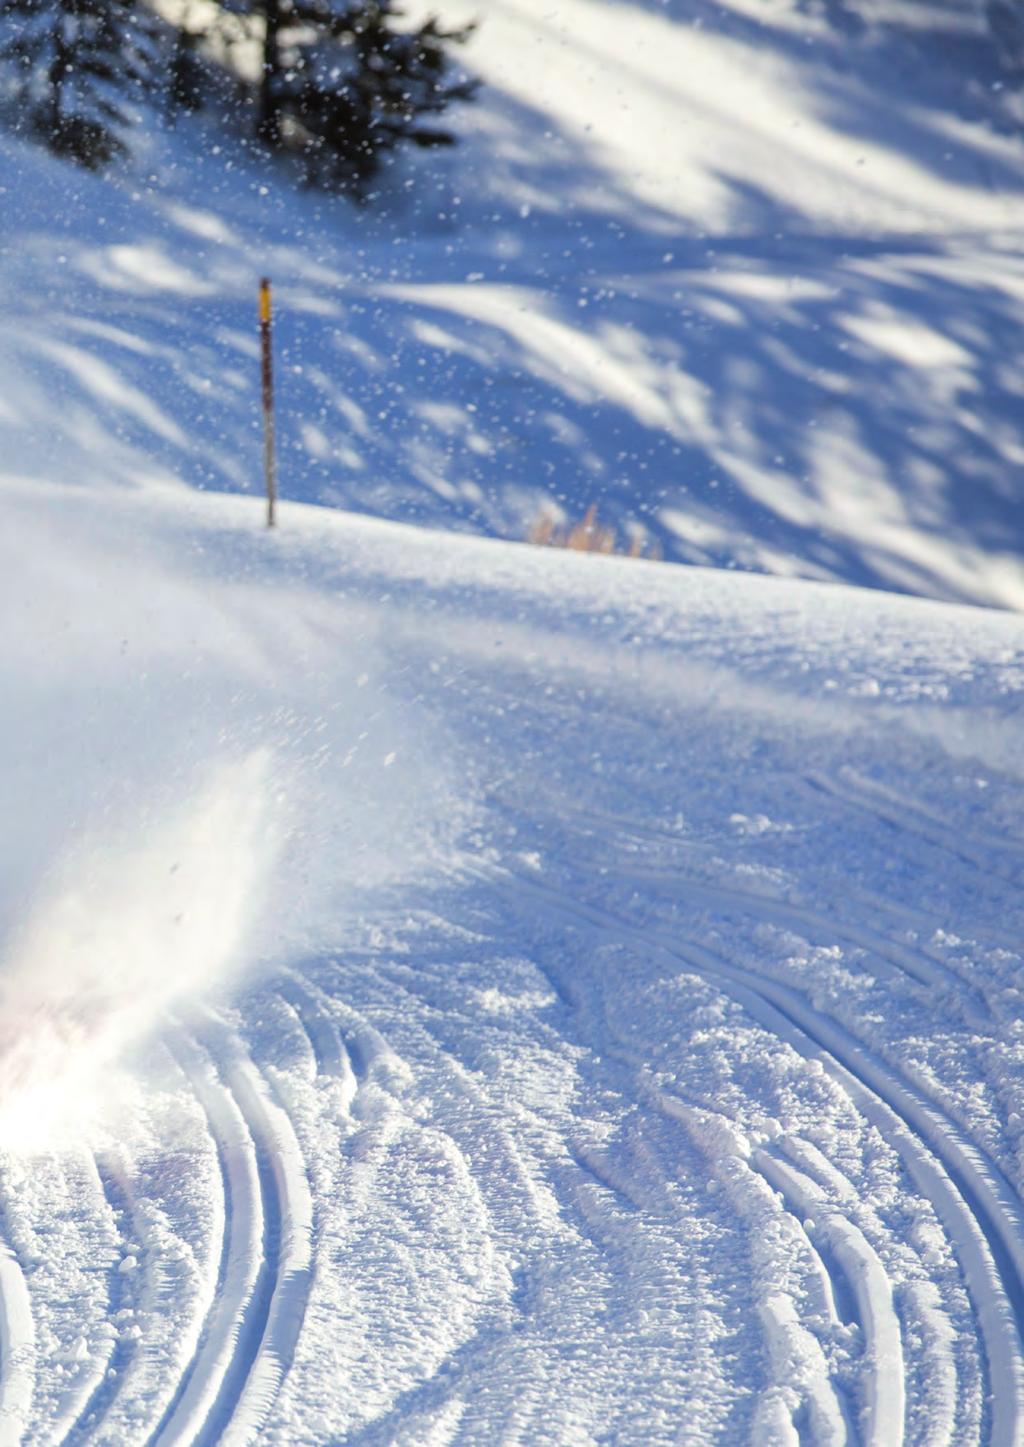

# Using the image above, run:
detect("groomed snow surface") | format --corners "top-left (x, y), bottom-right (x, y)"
top-left (2, 480), bottom-right (1023, 1446)
top-left (3, 0), bottom-right (1024, 1441)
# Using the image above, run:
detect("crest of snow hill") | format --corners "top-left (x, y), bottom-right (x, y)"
top-left (0, 0), bottom-right (477, 187)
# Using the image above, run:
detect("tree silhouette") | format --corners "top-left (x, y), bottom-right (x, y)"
top-left (253, 0), bottom-right (478, 192)
top-left (0, 0), bottom-right (156, 166)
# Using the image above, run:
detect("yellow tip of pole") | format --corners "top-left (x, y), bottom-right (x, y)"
top-left (259, 277), bottom-right (272, 324)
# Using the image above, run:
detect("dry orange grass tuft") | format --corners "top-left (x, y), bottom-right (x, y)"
top-left (527, 505), bottom-right (661, 560)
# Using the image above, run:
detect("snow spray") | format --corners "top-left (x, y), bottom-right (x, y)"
top-left (0, 750), bottom-right (281, 1148)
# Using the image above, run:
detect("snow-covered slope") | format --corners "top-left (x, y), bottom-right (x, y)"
top-left (4, 0), bottom-right (1024, 1442)
top-left (3, 0), bottom-right (1024, 605)
top-left (1, 477), bottom-right (1023, 1443)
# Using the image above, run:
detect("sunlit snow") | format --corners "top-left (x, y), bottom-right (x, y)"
top-left (1, 0), bottom-right (1024, 1442)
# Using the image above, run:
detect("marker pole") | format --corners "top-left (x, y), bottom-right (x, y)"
top-left (259, 276), bottom-right (277, 528)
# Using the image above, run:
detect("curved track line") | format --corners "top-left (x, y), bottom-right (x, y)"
top-left (527, 797), bottom-right (996, 1021)
top-left (496, 866), bottom-right (1024, 1447)
top-left (833, 770), bottom-right (1024, 863)
top-left (802, 773), bottom-right (1021, 885)
top-left (153, 1017), bottom-right (313, 1447)
top-left (549, 791), bottom-right (1021, 1015)
top-left (149, 1030), bottom-right (263, 1447)
top-left (753, 1146), bottom-right (906, 1447)
top-left (57, 1157), bottom-right (140, 1445)
top-left (751, 1148), bottom-right (850, 1331)
top-left (0, 1246), bottom-right (34, 1447)
top-left (757, 1296), bottom-right (848, 1445)
top-left (845, 885), bottom-right (1024, 975)
top-left (738, 982), bottom-right (1024, 1447)
top-left (819, 1215), bottom-right (904, 1447)
top-left (208, 1020), bottom-right (313, 1447)
top-left (540, 800), bottom-right (699, 856)
top-left (277, 974), bottom-right (354, 1092)
top-left (614, 863), bottom-right (994, 1028)
top-left (670, 1104), bottom-right (852, 1445)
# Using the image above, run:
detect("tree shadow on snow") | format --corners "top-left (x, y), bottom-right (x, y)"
top-left (4, 12), bottom-right (1024, 608)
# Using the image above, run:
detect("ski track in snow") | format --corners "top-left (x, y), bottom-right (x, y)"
top-left (56, 1155), bottom-right (139, 1446)
top-left (3, 0), bottom-right (1024, 1417)
top-left (800, 773), bottom-right (1024, 887)
top-left (0, 1244), bottom-right (33, 1447)
top-left (275, 979), bottom-right (347, 1087)
top-left (0, 1149), bottom-right (136, 1447)
top-left (616, 864), bottom-right (995, 1031)
top-left (486, 846), bottom-right (1024, 1447)
top-left (2, 486), bottom-right (1024, 1443)
top-left (1, 741), bottom-right (1018, 1443)
top-left (546, 794), bottom-right (997, 1026)
top-left (751, 1140), bottom-right (906, 1447)
top-left (150, 1017), bottom-right (313, 1447)
top-left (0, 774), bottom-right (1018, 1443)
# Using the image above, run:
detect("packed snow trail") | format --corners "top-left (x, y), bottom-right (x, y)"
top-left (0, 0), bottom-right (1023, 1436)
top-left (0, 481), bottom-right (1022, 1442)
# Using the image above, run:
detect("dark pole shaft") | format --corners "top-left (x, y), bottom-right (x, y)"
top-left (260, 277), bottom-right (277, 528)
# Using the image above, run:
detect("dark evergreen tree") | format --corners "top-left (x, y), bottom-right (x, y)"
top-left (0, 0), bottom-right (157, 166)
top-left (254, 0), bottom-right (478, 193)
top-left (168, 25), bottom-right (206, 115)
